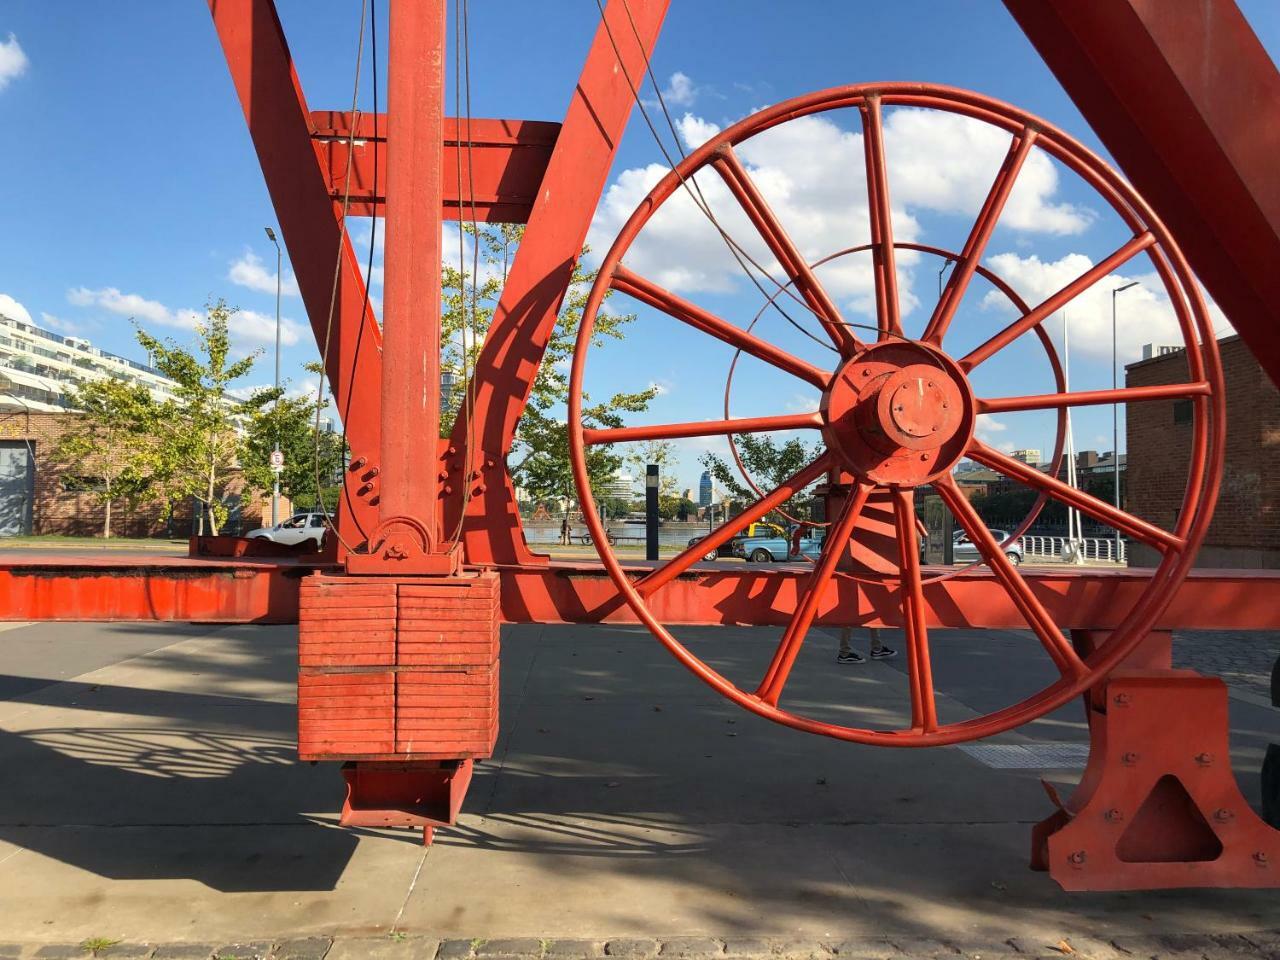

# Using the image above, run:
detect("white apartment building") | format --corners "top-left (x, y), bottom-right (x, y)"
top-left (0, 312), bottom-right (180, 412)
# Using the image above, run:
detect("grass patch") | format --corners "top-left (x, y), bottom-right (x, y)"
top-left (80, 938), bottom-right (121, 956)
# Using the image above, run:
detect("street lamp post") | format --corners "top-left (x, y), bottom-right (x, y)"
top-left (265, 226), bottom-right (283, 526)
top-left (1112, 281), bottom-right (1140, 563)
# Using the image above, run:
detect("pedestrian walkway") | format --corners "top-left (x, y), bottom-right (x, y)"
top-left (0, 622), bottom-right (1276, 945)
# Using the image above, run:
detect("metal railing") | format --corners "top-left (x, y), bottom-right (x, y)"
top-left (1020, 535), bottom-right (1126, 564)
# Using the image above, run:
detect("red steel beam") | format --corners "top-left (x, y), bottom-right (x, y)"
top-left (209, 0), bottom-right (381, 549)
top-left (311, 112), bottom-right (560, 223)
top-left (1003, 0), bottom-right (1280, 387)
top-left (377, 0), bottom-right (446, 546)
top-left (442, 0), bottom-right (672, 567)
top-left (5, 558), bottom-right (1280, 631)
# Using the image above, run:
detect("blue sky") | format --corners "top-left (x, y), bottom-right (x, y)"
top-left (1, 2), bottom-right (1277, 493)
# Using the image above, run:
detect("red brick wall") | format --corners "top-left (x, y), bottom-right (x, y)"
top-left (1126, 336), bottom-right (1280, 567)
top-left (0, 408), bottom-right (274, 537)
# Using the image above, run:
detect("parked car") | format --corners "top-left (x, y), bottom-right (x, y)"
top-left (953, 528), bottom-right (1023, 565)
top-left (688, 521), bottom-right (787, 561)
top-left (732, 530), bottom-right (824, 563)
top-left (245, 512), bottom-right (328, 549)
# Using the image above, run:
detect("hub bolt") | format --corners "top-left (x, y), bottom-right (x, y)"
top-left (1255, 851), bottom-right (1269, 865)
top-left (1068, 850), bottom-right (1087, 865)
top-left (1214, 808), bottom-right (1235, 823)
top-left (1113, 693), bottom-right (1130, 706)
top-left (1105, 808), bottom-right (1124, 823)
top-left (1122, 752), bottom-right (1139, 765)
top-left (1195, 752), bottom-right (1214, 766)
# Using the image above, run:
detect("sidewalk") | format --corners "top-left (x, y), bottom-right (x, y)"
top-left (0, 622), bottom-right (1276, 946)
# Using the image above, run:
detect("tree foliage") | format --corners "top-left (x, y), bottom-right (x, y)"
top-left (442, 226), bottom-right (655, 513)
top-left (699, 433), bottom-right (821, 522)
top-left (240, 363), bottom-right (346, 512)
top-left (136, 300), bottom-right (279, 535)
top-left (55, 377), bottom-right (160, 538)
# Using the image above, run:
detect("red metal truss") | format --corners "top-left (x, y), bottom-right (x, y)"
top-left (312, 112), bottom-right (560, 223)
top-left (210, 0), bottom-right (383, 551)
top-left (442, 0), bottom-right (672, 567)
top-left (6, 556), bottom-right (1280, 633)
top-left (1003, 0), bottom-right (1280, 388)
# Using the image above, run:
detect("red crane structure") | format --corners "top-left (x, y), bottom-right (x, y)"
top-left (3, 0), bottom-right (1280, 892)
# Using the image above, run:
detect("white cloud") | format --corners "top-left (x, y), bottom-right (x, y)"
top-left (588, 107), bottom-right (1092, 321)
top-left (67, 286), bottom-right (303, 349)
top-left (978, 253), bottom-right (1228, 364)
top-left (884, 109), bottom-right (1092, 235)
top-left (0, 293), bottom-right (33, 325)
top-left (974, 414), bottom-right (1016, 453)
top-left (39, 312), bottom-right (82, 335)
top-left (0, 34), bottom-right (28, 92)
top-left (228, 250), bottom-right (300, 297)
top-left (783, 393), bottom-right (820, 414)
top-left (662, 71), bottom-right (697, 107)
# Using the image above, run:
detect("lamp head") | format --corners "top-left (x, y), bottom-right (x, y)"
top-left (264, 227), bottom-right (278, 243)
top-left (1115, 281), bottom-right (1139, 293)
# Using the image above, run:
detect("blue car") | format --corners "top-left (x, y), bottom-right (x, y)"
top-left (732, 531), bottom-right (823, 563)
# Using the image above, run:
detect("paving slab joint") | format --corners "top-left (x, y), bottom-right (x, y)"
top-left (543, 942), bottom-right (605, 959)
top-left (657, 939), bottom-right (723, 959)
top-left (436, 942), bottom-right (476, 960)
top-left (604, 941), bottom-right (660, 959)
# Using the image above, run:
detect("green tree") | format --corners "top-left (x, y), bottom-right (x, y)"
top-left (136, 301), bottom-right (279, 535)
top-left (55, 377), bottom-right (160, 538)
top-left (625, 439), bottom-right (680, 499)
top-left (240, 367), bottom-right (346, 513)
top-left (443, 225), bottom-right (656, 516)
top-left (700, 433), bottom-right (822, 523)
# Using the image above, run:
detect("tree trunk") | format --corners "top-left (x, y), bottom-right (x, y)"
top-left (207, 449), bottom-right (220, 536)
top-left (104, 498), bottom-right (112, 540)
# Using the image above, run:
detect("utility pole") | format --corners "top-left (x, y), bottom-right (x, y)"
top-left (646, 464), bottom-right (659, 561)
top-left (265, 226), bottom-right (283, 525)
top-left (1112, 281), bottom-right (1139, 563)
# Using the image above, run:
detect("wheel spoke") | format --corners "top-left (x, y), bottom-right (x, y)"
top-left (636, 453), bottom-right (835, 597)
top-left (612, 265), bottom-right (830, 388)
top-left (959, 232), bottom-right (1156, 371)
top-left (936, 475), bottom-right (1087, 679)
top-left (977, 381), bottom-right (1212, 415)
top-left (583, 411), bottom-right (823, 445)
top-left (860, 96), bottom-right (901, 339)
top-left (892, 488), bottom-right (937, 732)
top-left (756, 482), bottom-right (873, 706)
top-left (712, 145), bottom-right (862, 355)
top-left (968, 439), bottom-right (1185, 552)
top-left (923, 128), bottom-right (1037, 346)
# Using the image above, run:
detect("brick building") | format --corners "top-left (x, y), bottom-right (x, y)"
top-left (1126, 335), bottom-right (1279, 568)
top-left (0, 406), bottom-right (273, 538)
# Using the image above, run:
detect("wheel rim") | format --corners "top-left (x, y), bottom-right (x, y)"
top-left (568, 82), bottom-right (1224, 746)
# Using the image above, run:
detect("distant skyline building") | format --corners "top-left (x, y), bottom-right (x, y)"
top-left (1010, 449), bottom-right (1042, 466)
top-left (0, 311), bottom-right (180, 412)
top-left (699, 470), bottom-right (715, 507)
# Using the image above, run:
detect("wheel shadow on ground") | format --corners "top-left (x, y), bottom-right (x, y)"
top-left (0, 624), bottom-right (362, 893)
top-left (397, 623), bottom-right (1280, 937)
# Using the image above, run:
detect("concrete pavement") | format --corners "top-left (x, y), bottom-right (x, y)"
top-left (0, 620), bottom-right (1276, 945)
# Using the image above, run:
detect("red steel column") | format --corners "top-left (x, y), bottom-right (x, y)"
top-left (383, 0), bottom-right (445, 529)
top-left (350, 0), bottom-right (459, 573)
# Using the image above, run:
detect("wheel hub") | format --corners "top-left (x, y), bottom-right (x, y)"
top-left (822, 340), bottom-right (974, 486)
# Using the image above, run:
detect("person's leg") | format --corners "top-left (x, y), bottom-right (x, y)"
top-left (836, 627), bottom-right (864, 664)
top-left (869, 627), bottom-right (897, 660)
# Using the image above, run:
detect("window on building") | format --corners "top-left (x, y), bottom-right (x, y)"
top-left (1172, 399), bottom-right (1193, 424)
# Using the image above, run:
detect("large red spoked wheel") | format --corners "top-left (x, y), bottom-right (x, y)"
top-left (567, 83), bottom-right (1224, 746)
